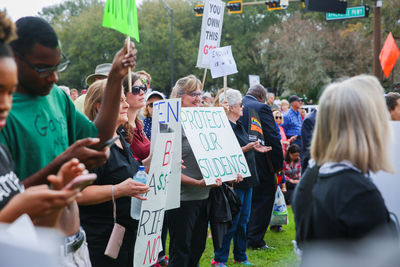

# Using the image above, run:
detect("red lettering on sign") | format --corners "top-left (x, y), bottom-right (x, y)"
top-left (162, 140), bottom-right (172, 166)
top-left (142, 235), bottom-right (161, 265)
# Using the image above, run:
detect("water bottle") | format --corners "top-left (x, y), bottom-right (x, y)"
top-left (130, 166), bottom-right (147, 220)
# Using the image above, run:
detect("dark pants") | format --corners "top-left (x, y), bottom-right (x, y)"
top-left (167, 199), bottom-right (208, 267)
top-left (247, 179), bottom-right (276, 248)
top-left (87, 229), bottom-right (135, 267)
top-left (158, 216), bottom-right (168, 258)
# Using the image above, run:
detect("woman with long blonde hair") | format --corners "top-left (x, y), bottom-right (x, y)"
top-left (305, 75), bottom-right (394, 242)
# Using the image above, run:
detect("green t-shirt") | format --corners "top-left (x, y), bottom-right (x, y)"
top-left (0, 85), bottom-right (97, 180)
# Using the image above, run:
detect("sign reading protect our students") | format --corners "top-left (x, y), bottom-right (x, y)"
top-left (181, 107), bottom-right (250, 185)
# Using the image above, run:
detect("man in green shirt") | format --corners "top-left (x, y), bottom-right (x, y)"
top-left (0, 16), bottom-right (137, 264)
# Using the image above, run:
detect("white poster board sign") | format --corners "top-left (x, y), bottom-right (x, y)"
top-left (134, 132), bottom-right (175, 267)
top-left (181, 107), bottom-right (251, 185)
top-left (0, 215), bottom-right (61, 266)
top-left (196, 0), bottom-right (225, 69)
top-left (208, 46), bottom-right (238, 79)
top-left (371, 122), bottom-right (400, 219)
top-left (249, 75), bottom-right (260, 88)
top-left (151, 99), bottom-right (181, 210)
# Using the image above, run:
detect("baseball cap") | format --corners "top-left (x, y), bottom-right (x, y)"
top-left (288, 95), bottom-right (303, 103)
top-left (146, 90), bottom-right (165, 102)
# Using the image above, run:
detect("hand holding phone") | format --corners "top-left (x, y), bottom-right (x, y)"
top-left (63, 173), bottom-right (97, 191)
top-left (99, 136), bottom-right (120, 150)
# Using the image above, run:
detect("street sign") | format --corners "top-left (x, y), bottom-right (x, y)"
top-left (326, 6), bottom-right (369, 21)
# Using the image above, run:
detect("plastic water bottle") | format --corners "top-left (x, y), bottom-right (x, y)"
top-left (130, 166), bottom-right (147, 220)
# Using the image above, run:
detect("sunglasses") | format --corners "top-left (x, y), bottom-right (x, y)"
top-left (275, 116), bottom-right (282, 119)
top-left (147, 102), bottom-right (154, 108)
top-left (130, 85), bottom-right (147, 95)
top-left (15, 51), bottom-right (70, 78)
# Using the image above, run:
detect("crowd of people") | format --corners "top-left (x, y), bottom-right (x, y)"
top-left (0, 10), bottom-right (399, 267)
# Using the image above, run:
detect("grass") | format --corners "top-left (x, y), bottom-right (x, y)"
top-left (198, 207), bottom-right (299, 267)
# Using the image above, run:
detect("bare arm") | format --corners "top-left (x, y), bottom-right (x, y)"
top-left (93, 41), bottom-right (137, 148)
top-left (181, 174), bottom-right (222, 187)
top-left (77, 178), bottom-right (149, 206)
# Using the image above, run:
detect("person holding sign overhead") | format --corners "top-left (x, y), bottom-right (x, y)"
top-left (78, 80), bottom-right (150, 267)
top-left (212, 89), bottom-right (271, 267)
top-left (166, 75), bottom-right (223, 267)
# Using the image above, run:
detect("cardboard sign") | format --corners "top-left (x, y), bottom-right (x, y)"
top-left (181, 107), bottom-right (251, 185)
top-left (196, 0), bottom-right (225, 69)
top-left (249, 75), bottom-right (260, 88)
top-left (370, 122), bottom-right (400, 220)
top-left (102, 0), bottom-right (140, 41)
top-left (208, 46), bottom-right (238, 78)
top-left (151, 99), bottom-right (181, 210)
top-left (134, 132), bottom-right (175, 267)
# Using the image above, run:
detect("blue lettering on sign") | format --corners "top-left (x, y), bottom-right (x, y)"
top-left (154, 101), bottom-right (180, 123)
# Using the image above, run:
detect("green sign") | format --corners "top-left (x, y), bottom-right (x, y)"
top-left (103, 0), bottom-right (140, 41)
top-left (326, 6), bottom-right (369, 21)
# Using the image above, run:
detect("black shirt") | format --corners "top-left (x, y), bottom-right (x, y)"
top-left (0, 144), bottom-right (23, 210)
top-left (79, 128), bottom-right (140, 243)
top-left (229, 120), bottom-right (259, 189)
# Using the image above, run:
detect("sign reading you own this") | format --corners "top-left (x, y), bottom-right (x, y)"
top-left (182, 107), bottom-right (250, 185)
top-left (196, 0), bottom-right (225, 69)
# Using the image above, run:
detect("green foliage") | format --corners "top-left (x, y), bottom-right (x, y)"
top-left (40, 0), bottom-right (400, 97)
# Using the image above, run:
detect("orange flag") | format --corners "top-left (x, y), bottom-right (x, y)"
top-left (379, 32), bottom-right (399, 78)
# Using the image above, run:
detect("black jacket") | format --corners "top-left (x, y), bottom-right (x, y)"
top-left (208, 183), bottom-right (241, 250)
top-left (300, 109), bottom-right (317, 173)
top-left (311, 168), bottom-right (393, 240)
top-left (239, 95), bottom-right (283, 182)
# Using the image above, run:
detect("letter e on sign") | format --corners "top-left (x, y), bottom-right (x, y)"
top-left (162, 140), bottom-right (172, 166)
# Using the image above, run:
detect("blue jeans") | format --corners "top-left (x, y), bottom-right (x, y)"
top-left (214, 187), bottom-right (253, 263)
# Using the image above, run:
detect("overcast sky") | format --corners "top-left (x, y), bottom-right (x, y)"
top-left (2, 0), bottom-right (67, 21)
top-left (2, 0), bottom-right (143, 22)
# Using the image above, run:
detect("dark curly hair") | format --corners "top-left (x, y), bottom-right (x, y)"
top-left (0, 11), bottom-right (17, 58)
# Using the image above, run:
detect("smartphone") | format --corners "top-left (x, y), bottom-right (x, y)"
top-left (99, 136), bottom-right (120, 150)
top-left (63, 173), bottom-right (97, 191)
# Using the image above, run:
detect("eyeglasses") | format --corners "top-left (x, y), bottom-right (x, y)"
top-left (130, 85), bottom-right (147, 95)
top-left (275, 116), bottom-right (282, 119)
top-left (187, 92), bottom-right (202, 98)
top-left (15, 51), bottom-right (70, 78)
top-left (147, 102), bottom-right (154, 108)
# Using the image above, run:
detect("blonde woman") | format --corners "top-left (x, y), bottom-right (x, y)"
top-left (306, 75), bottom-right (395, 242)
top-left (280, 99), bottom-right (289, 114)
top-left (167, 75), bottom-right (223, 267)
top-left (79, 80), bottom-right (150, 267)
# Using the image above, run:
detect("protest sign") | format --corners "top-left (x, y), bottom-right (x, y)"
top-left (208, 46), bottom-right (238, 79)
top-left (0, 215), bottom-right (61, 266)
top-left (370, 122), bottom-right (400, 219)
top-left (249, 75), bottom-right (260, 88)
top-left (181, 107), bottom-right (251, 185)
top-left (102, 0), bottom-right (140, 41)
top-left (196, 0), bottom-right (225, 69)
top-left (151, 99), bottom-right (181, 210)
top-left (134, 132), bottom-right (175, 267)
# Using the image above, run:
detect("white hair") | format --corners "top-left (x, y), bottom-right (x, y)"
top-left (218, 89), bottom-right (242, 107)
